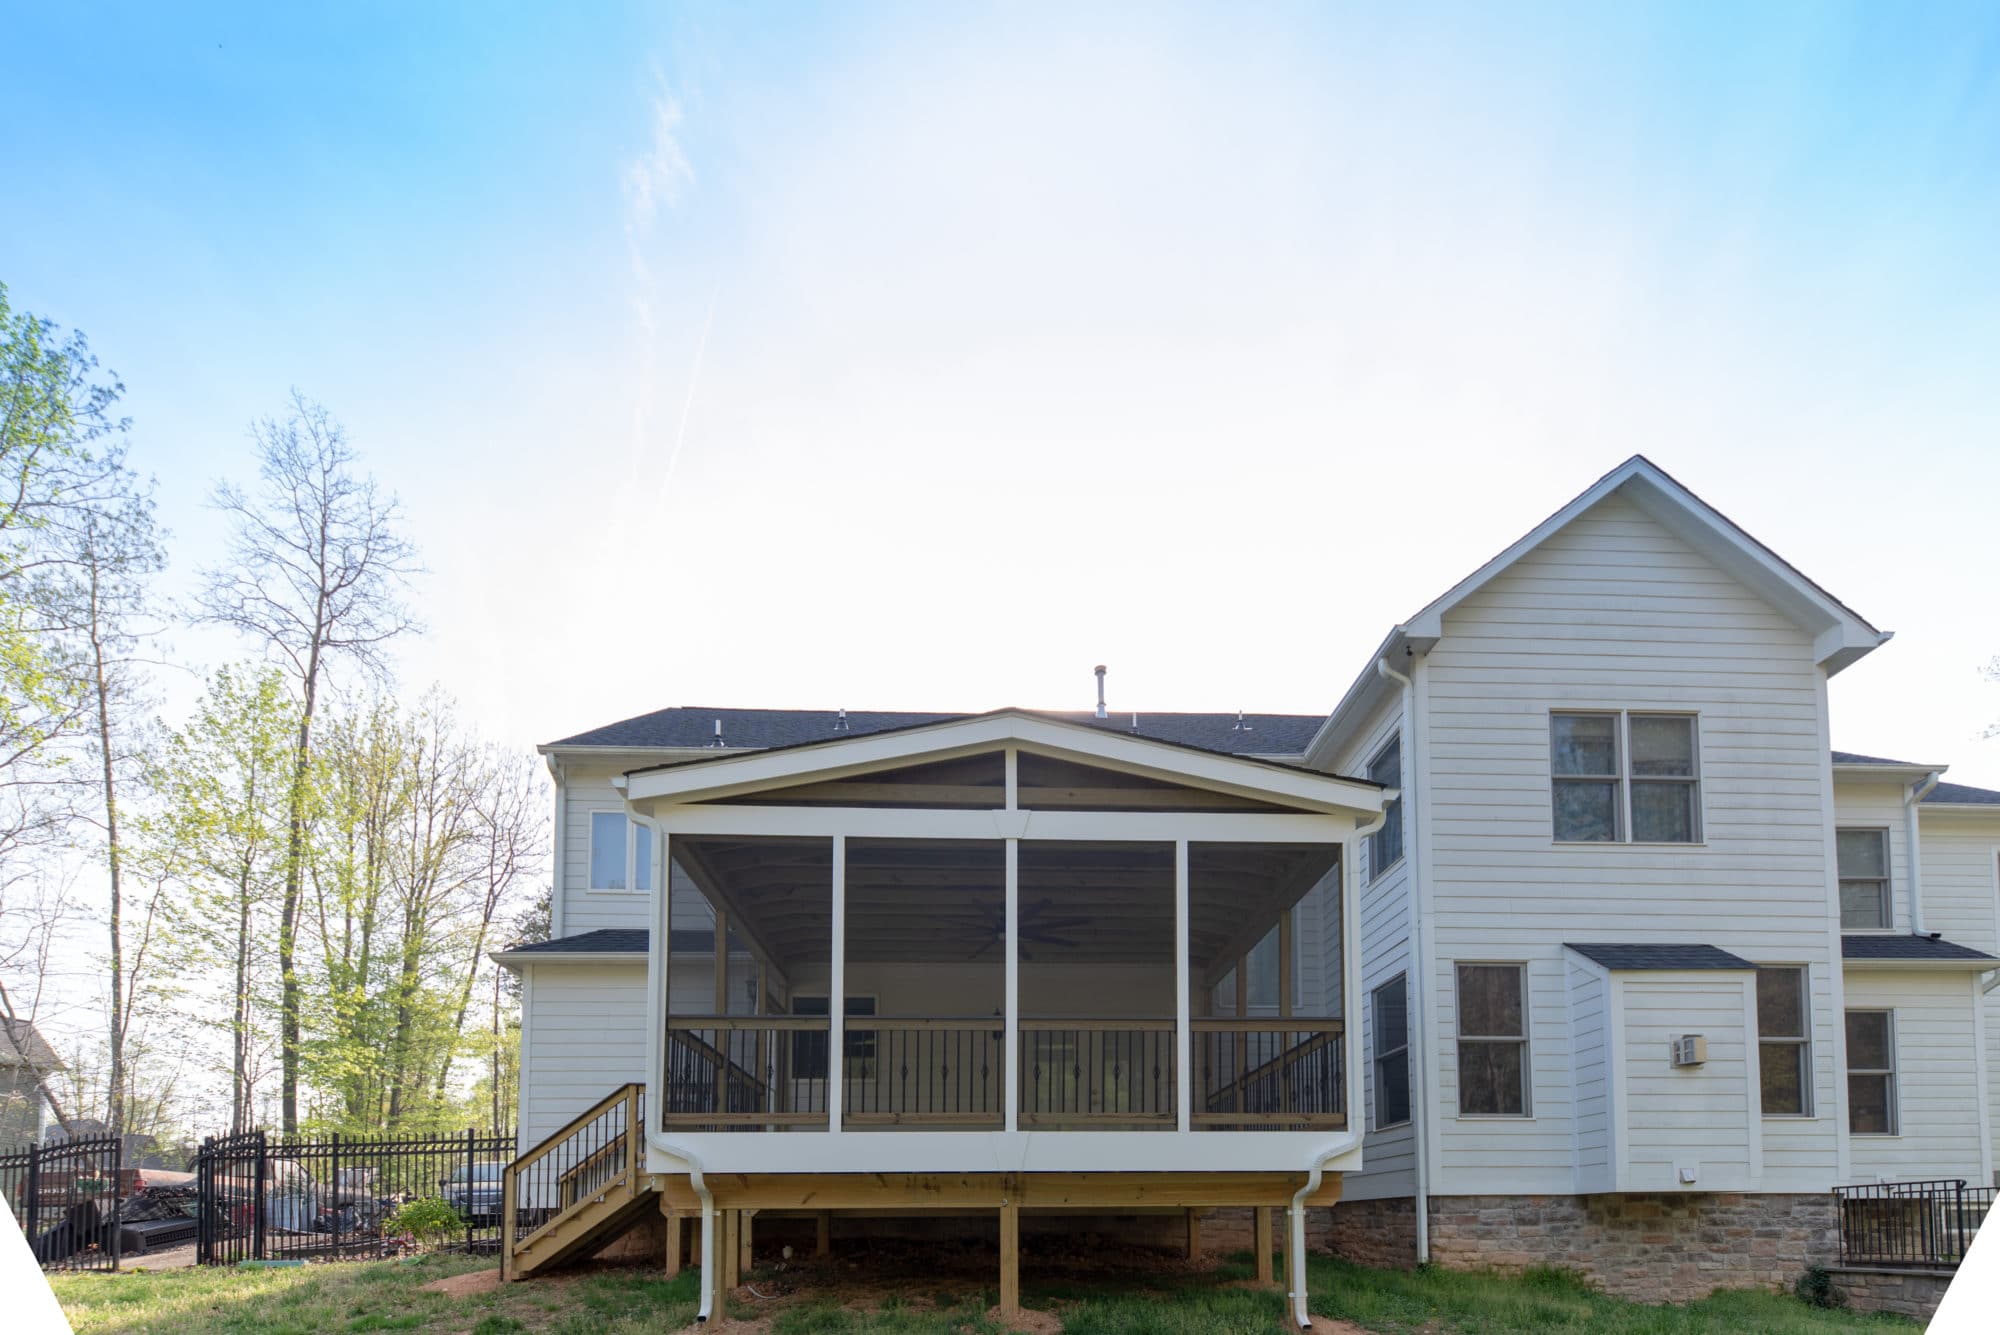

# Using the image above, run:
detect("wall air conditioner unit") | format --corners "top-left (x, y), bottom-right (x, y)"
top-left (1671, 1034), bottom-right (1707, 1067)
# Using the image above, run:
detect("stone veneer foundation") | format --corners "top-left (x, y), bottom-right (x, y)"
top-left (1328, 1193), bottom-right (1838, 1303)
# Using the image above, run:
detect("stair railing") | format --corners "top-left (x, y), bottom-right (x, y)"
top-left (501, 1083), bottom-right (645, 1279)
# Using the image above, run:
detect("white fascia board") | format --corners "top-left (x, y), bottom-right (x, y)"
top-left (489, 949), bottom-right (648, 968)
top-left (623, 711), bottom-right (1389, 816)
top-left (538, 743), bottom-right (722, 765)
top-left (1842, 958), bottom-right (1998, 973)
top-left (1833, 762), bottom-right (1952, 779)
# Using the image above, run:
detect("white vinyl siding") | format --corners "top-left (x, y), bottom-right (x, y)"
top-left (1422, 492), bottom-right (1839, 1194)
top-left (1844, 971), bottom-right (1984, 1180)
top-left (1618, 973), bottom-right (1756, 1191)
top-left (1338, 701), bottom-right (1418, 1200)
top-left (1567, 961), bottom-right (1611, 1192)
top-left (520, 963), bottom-right (651, 1145)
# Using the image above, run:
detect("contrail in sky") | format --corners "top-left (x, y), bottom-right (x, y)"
top-left (659, 278), bottom-right (720, 504)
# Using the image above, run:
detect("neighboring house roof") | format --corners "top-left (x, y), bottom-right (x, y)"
top-left (1842, 934), bottom-right (1998, 966)
top-left (492, 927), bottom-right (714, 965)
top-left (0, 1018), bottom-right (61, 1070)
top-left (1830, 752), bottom-right (2000, 806)
top-left (1565, 943), bottom-right (1757, 971)
top-left (1306, 455), bottom-right (1892, 768)
top-left (548, 705), bottom-right (1324, 759)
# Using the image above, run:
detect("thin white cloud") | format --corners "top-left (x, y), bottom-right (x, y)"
top-left (623, 89), bottom-right (694, 233)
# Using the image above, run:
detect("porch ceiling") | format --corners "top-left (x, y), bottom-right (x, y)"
top-left (674, 836), bottom-right (1338, 969)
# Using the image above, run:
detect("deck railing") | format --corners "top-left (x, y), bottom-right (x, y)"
top-left (844, 1019), bottom-right (1005, 1128)
top-left (1193, 1018), bottom-right (1346, 1130)
top-left (662, 1018), bottom-right (831, 1130)
top-left (1019, 1020), bottom-right (1177, 1129)
top-left (656, 1015), bottom-right (1344, 1131)
top-left (1834, 1179), bottom-right (1995, 1269)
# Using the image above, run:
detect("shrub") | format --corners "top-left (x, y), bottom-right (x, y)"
top-left (384, 1196), bottom-right (467, 1250)
top-left (1794, 1264), bottom-right (1848, 1309)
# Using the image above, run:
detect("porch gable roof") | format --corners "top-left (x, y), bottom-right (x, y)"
top-left (618, 708), bottom-right (1390, 816)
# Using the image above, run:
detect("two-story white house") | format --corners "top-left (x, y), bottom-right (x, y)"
top-left (496, 456), bottom-right (1997, 1317)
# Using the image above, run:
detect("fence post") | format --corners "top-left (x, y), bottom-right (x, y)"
top-left (111, 1132), bottom-right (124, 1272)
top-left (465, 1128), bottom-right (476, 1252)
top-left (251, 1131), bottom-right (268, 1262)
top-left (24, 1140), bottom-right (41, 1258)
top-left (331, 1132), bottom-right (341, 1258)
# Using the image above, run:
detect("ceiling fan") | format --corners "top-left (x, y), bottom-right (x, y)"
top-left (967, 898), bottom-right (1091, 960)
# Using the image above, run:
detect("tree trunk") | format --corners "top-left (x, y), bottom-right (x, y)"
top-left (278, 632), bottom-right (323, 1135)
top-left (88, 551), bottom-right (126, 1144)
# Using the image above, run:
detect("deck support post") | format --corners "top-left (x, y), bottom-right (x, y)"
top-left (739, 1210), bottom-right (754, 1274)
top-left (1254, 1207), bottom-right (1273, 1287)
top-left (1184, 1207), bottom-right (1201, 1260)
top-left (815, 1209), bottom-right (832, 1258)
top-left (722, 1210), bottom-right (741, 1291)
top-left (663, 1204), bottom-right (683, 1279)
top-left (999, 1197), bottom-right (1021, 1320)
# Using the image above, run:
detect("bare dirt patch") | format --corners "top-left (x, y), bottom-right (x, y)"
top-left (1305, 1316), bottom-right (1369, 1334)
top-left (985, 1304), bottom-right (1063, 1334)
top-left (422, 1267), bottom-right (504, 1298)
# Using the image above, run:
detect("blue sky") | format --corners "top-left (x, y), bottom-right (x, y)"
top-left (5, 2), bottom-right (2000, 781)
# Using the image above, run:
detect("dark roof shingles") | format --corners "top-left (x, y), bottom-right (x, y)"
top-left (1842, 934), bottom-right (1998, 963)
top-left (1564, 943), bottom-right (1756, 971)
top-left (549, 706), bottom-right (1325, 758)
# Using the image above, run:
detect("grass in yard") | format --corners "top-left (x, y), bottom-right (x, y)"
top-left (48, 1249), bottom-right (1915, 1334)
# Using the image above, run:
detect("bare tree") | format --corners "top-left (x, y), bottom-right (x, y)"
top-left (196, 394), bottom-right (419, 1132)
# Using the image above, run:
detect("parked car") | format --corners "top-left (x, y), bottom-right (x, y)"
top-left (442, 1162), bottom-right (505, 1224)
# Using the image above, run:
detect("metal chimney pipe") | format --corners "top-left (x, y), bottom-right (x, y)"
top-left (1094, 665), bottom-right (1108, 720)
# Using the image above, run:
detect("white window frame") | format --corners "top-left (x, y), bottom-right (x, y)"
top-left (1550, 710), bottom-right (1702, 845)
top-left (1835, 826), bottom-right (1893, 933)
top-left (1371, 972), bottom-right (1411, 1130)
top-left (1453, 961), bottom-right (1532, 1118)
top-left (1368, 737), bottom-right (1404, 882)
top-left (1755, 964), bottom-right (1813, 1119)
top-left (1845, 1008), bottom-right (1898, 1137)
top-left (587, 810), bottom-right (654, 893)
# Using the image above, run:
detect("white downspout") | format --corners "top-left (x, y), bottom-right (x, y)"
top-left (1905, 771), bottom-right (1941, 936)
top-left (1289, 1147), bottom-right (1343, 1329)
top-left (1374, 656), bottom-right (1430, 1264)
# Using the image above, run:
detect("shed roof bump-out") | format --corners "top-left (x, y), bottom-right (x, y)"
top-left (1563, 943), bottom-right (1757, 972)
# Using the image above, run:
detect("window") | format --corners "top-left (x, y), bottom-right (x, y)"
top-left (1550, 712), bottom-right (1700, 843)
top-left (1455, 963), bottom-right (1529, 1116)
top-left (1846, 1010), bottom-right (1896, 1135)
top-left (1756, 966), bottom-right (1811, 1116)
top-left (1372, 974), bottom-right (1411, 1129)
top-left (1837, 829), bottom-right (1891, 930)
top-left (1369, 739), bottom-right (1404, 878)
top-left (588, 812), bottom-right (653, 891)
top-left (788, 996), bottom-right (876, 1079)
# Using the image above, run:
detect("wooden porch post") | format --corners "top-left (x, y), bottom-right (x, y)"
top-left (1254, 1207), bottom-right (1274, 1287)
top-left (829, 835), bottom-right (847, 1132)
top-left (815, 1209), bottom-right (832, 1258)
top-left (1184, 1207), bottom-right (1201, 1260)
top-left (721, 1210), bottom-right (741, 1289)
top-left (740, 1210), bottom-right (754, 1274)
top-left (662, 1201), bottom-right (683, 1279)
top-left (999, 1197), bottom-right (1021, 1320)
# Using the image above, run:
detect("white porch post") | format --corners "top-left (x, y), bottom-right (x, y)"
top-left (1004, 836), bottom-right (1020, 1133)
top-left (829, 833), bottom-right (846, 1133)
top-left (1175, 838), bottom-right (1192, 1134)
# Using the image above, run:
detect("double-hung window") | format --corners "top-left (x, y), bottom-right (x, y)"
top-left (1368, 739), bottom-right (1404, 879)
top-left (1845, 1010), bottom-right (1897, 1135)
top-left (588, 811), bottom-right (654, 891)
top-left (1551, 712), bottom-right (1700, 843)
top-left (1756, 966), bottom-right (1811, 1116)
top-left (1455, 963), bottom-right (1529, 1116)
top-left (1371, 974), bottom-right (1411, 1128)
top-left (1837, 829), bottom-right (1891, 930)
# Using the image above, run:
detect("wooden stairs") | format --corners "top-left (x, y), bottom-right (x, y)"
top-left (501, 1083), bottom-right (656, 1280)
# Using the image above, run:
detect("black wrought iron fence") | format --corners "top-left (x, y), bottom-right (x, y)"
top-left (1834, 1179), bottom-right (1996, 1268)
top-left (1, 1134), bottom-right (125, 1271)
top-left (194, 1127), bottom-right (515, 1265)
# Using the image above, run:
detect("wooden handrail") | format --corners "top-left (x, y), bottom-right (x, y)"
top-left (512, 1082), bottom-right (643, 1179)
top-left (667, 1016), bottom-right (831, 1032)
top-left (1018, 1018), bottom-right (1177, 1032)
top-left (1192, 1017), bottom-right (1345, 1034)
top-left (503, 1082), bottom-right (645, 1266)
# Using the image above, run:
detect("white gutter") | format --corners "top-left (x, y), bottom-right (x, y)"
top-left (1374, 655), bottom-right (1430, 1264)
top-left (1904, 771), bottom-right (1942, 935)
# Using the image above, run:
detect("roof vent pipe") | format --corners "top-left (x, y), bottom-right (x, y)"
top-left (711, 718), bottom-right (725, 748)
top-left (1094, 665), bottom-right (1108, 720)
top-left (835, 708), bottom-right (849, 732)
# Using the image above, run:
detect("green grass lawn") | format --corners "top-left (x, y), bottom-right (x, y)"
top-left (48, 1251), bottom-right (1915, 1335)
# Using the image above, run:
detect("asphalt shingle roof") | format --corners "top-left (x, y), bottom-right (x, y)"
top-left (1841, 934), bottom-right (1998, 963)
top-left (1564, 943), bottom-right (1757, 971)
top-left (0, 1018), bottom-right (61, 1069)
top-left (549, 706), bottom-right (1325, 758)
top-left (500, 928), bottom-right (725, 957)
top-left (1831, 753), bottom-right (2000, 806)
